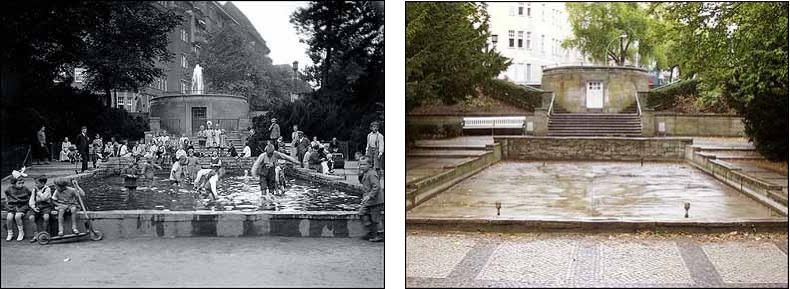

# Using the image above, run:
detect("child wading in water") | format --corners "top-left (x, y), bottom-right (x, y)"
top-left (5, 176), bottom-right (32, 241)
top-left (52, 178), bottom-right (85, 236)
top-left (251, 143), bottom-right (299, 203)
top-left (28, 176), bottom-right (54, 242)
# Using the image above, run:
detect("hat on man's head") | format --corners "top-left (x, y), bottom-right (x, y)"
top-left (54, 178), bottom-right (70, 187)
top-left (370, 121), bottom-right (379, 126)
top-left (271, 118), bottom-right (277, 122)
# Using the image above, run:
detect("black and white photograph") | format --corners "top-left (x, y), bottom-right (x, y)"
top-left (1, 1), bottom-right (384, 287)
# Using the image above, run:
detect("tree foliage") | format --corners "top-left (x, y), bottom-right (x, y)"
top-left (284, 1), bottom-right (384, 153)
top-left (661, 2), bottom-right (788, 160)
top-left (563, 2), bottom-right (668, 68)
top-left (79, 2), bottom-right (183, 106)
top-left (406, 2), bottom-right (509, 112)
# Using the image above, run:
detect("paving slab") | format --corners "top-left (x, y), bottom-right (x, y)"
top-left (407, 235), bottom-right (477, 278)
top-left (702, 242), bottom-right (789, 284)
top-left (406, 230), bottom-right (789, 288)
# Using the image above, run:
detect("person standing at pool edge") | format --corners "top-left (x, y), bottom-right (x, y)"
top-left (365, 121), bottom-right (384, 173)
top-left (76, 126), bottom-right (91, 172)
top-left (358, 156), bottom-right (383, 242)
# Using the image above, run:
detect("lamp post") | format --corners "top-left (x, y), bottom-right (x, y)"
top-left (291, 61), bottom-right (298, 102)
top-left (605, 34), bottom-right (628, 66)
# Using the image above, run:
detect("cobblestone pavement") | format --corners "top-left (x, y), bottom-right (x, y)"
top-left (2, 236), bottom-right (383, 287)
top-left (407, 230), bottom-right (788, 288)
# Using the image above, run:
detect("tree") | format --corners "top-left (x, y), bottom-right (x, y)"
top-left (406, 2), bottom-right (509, 112)
top-left (198, 24), bottom-right (267, 98)
top-left (563, 2), bottom-right (668, 68)
top-left (661, 2), bottom-right (788, 160)
top-left (80, 2), bottom-right (183, 107)
top-left (289, 1), bottom-right (384, 152)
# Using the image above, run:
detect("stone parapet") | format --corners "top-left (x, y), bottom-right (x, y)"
top-left (494, 136), bottom-right (693, 161)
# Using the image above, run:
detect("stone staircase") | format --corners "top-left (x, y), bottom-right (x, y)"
top-left (547, 106), bottom-right (642, 137)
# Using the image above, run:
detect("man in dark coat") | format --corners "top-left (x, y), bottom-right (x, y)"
top-left (75, 126), bottom-right (90, 172)
top-left (296, 131), bottom-right (310, 168)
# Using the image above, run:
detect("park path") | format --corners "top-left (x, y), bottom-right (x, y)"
top-left (2, 236), bottom-right (383, 287)
top-left (407, 230), bottom-right (788, 288)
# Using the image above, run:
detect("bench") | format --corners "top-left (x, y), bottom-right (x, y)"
top-left (461, 116), bottom-right (526, 133)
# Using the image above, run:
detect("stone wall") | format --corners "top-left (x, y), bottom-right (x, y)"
top-left (494, 136), bottom-right (693, 161)
top-left (149, 94), bottom-right (249, 136)
top-left (542, 66), bottom-right (649, 113)
top-left (652, 113), bottom-right (745, 137)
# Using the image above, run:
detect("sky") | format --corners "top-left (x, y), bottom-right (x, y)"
top-left (227, 1), bottom-right (312, 68)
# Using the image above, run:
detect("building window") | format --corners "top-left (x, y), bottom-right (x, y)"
top-left (517, 31), bottom-right (523, 48)
top-left (116, 93), bottom-right (124, 109)
top-left (526, 32), bottom-right (531, 49)
top-left (74, 68), bottom-right (86, 83)
top-left (527, 64), bottom-right (532, 82)
top-left (542, 4), bottom-right (545, 22)
top-left (161, 76), bottom-right (167, 91)
top-left (518, 3), bottom-right (524, 16)
top-left (181, 55), bottom-right (187, 69)
top-left (127, 93), bottom-right (133, 105)
top-left (541, 35), bottom-right (545, 53)
top-left (181, 29), bottom-right (188, 42)
top-left (508, 30), bottom-right (515, 48)
top-left (527, 4), bottom-right (531, 17)
top-left (180, 80), bottom-right (188, 94)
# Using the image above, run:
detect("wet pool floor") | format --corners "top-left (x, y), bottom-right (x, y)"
top-left (408, 161), bottom-right (785, 220)
top-left (79, 173), bottom-right (362, 212)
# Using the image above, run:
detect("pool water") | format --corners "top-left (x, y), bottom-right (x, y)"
top-left (79, 172), bottom-right (362, 212)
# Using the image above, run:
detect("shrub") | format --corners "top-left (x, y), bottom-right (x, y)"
top-left (647, 79), bottom-right (699, 110)
top-left (479, 79), bottom-right (542, 111)
top-left (406, 120), bottom-right (463, 146)
top-left (742, 88), bottom-right (788, 161)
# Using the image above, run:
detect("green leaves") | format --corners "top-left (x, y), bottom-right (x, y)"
top-left (564, 3), bottom-right (667, 68)
top-left (661, 2), bottom-right (788, 160)
top-left (406, 2), bottom-right (508, 112)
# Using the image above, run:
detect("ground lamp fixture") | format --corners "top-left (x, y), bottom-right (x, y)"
top-left (495, 201), bottom-right (502, 216)
top-left (684, 202), bottom-right (690, 218)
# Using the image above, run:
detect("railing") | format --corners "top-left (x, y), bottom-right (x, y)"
top-left (634, 92), bottom-right (642, 116)
top-left (209, 119), bottom-right (239, 131)
top-left (547, 92), bottom-right (556, 116)
top-left (160, 119), bottom-right (181, 133)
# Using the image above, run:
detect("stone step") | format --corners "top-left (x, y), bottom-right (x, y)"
top-left (411, 144), bottom-right (489, 151)
top-left (550, 113), bottom-right (639, 117)
top-left (547, 127), bottom-right (642, 131)
top-left (548, 123), bottom-right (642, 128)
top-left (546, 132), bottom-right (643, 137)
top-left (407, 150), bottom-right (489, 158)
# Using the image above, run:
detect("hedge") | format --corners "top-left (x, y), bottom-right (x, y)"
top-left (647, 79), bottom-right (699, 110)
top-left (406, 120), bottom-right (463, 147)
top-left (480, 79), bottom-right (543, 112)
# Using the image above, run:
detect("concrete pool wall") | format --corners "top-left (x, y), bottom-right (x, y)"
top-left (494, 136), bottom-right (693, 161)
top-left (2, 159), bottom-right (378, 239)
top-left (2, 210), bottom-right (377, 238)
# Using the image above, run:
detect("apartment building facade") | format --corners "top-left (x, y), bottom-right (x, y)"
top-left (487, 2), bottom-right (585, 86)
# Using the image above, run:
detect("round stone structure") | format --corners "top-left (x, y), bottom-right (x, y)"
top-left (542, 66), bottom-right (650, 113)
top-left (149, 93), bottom-right (249, 136)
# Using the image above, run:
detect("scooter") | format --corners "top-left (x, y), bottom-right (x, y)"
top-left (36, 181), bottom-right (103, 245)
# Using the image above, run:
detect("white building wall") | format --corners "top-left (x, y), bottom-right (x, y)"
top-left (487, 2), bottom-right (585, 85)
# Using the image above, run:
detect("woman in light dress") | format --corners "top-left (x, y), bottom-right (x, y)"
top-left (59, 137), bottom-right (72, 162)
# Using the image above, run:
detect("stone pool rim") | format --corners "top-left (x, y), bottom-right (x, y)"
top-left (406, 216), bottom-right (788, 233)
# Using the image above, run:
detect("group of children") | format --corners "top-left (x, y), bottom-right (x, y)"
top-left (5, 172), bottom-right (87, 242)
